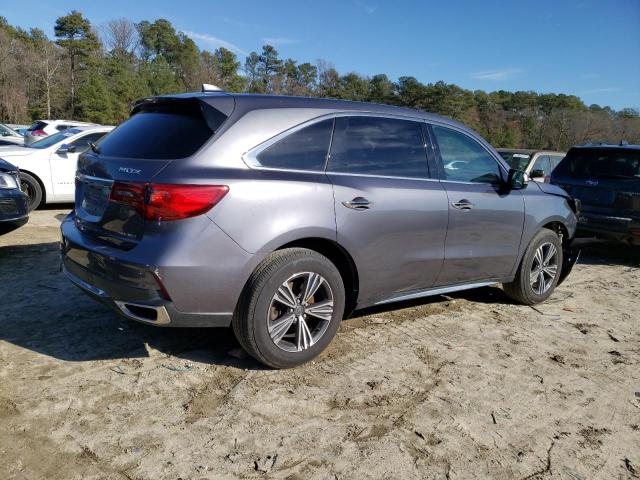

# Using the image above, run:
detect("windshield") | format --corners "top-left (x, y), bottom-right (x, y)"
top-left (498, 151), bottom-right (531, 170)
top-left (29, 129), bottom-right (81, 149)
top-left (555, 148), bottom-right (640, 179)
top-left (0, 124), bottom-right (19, 136)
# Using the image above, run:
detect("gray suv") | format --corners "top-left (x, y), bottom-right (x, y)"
top-left (61, 92), bottom-right (579, 368)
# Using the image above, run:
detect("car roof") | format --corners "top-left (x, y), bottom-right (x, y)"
top-left (141, 91), bottom-right (473, 133)
top-left (571, 143), bottom-right (640, 151)
top-left (71, 125), bottom-right (114, 132)
top-left (496, 148), bottom-right (566, 155)
top-left (34, 119), bottom-right (100, 125)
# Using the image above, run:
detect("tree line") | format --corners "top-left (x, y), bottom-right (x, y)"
top-left (1, 11), bottom-right (638, 150)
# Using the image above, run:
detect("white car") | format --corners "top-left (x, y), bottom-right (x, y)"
top-left (0, 126), bottom-right (113, 210)
top-left (24, 119), bottom-right (99, 146)
top-left (0, 123), bottom-right (24, 146)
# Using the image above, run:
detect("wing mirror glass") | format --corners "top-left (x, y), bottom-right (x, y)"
top-left (56, 144), bottom-right (76, 154)
top-left (507, 168), bottom-right (529, 190)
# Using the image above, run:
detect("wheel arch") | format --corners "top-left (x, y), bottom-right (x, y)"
top-left (18, 169), bottom-right (47, 204)
top-left (277, 237), bottom-right (360, 317)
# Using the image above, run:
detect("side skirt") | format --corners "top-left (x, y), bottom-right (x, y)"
top-left (372, 279), bottom-right (510, 307)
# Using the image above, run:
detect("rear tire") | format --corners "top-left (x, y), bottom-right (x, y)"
top-left (503, 229), bottom-right (563, 305)
top-left (19, 172), bottom-right (43, 211)
top-left (232, 248), bottom-right (345, 369)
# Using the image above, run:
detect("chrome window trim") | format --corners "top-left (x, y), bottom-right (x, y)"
top-left (242, 113), bottom-right (336, 171)
top-left (326, 171), bottom-right (440, 183)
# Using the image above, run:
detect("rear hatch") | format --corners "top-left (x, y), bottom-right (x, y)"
top-left (74, 95), bottom-right (233, 249)
top-left (551, 147), bottom-right (640, 228)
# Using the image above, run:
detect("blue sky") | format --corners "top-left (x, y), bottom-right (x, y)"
top-left (2, 0), bottom-right (639, 110)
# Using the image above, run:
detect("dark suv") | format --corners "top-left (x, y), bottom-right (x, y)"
top-left (61, 92), bottom-right (579, 368)
top-left (551, 144), bottom-right (640, 245)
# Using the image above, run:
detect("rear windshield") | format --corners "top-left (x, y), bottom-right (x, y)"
top-left (498, 151), bottom-right (531, 170)
top-left (555, 148), bottom-right (640, 179)
top-left (28, 121), bottom-right (48, 131)
top-left (97, 100), bottom-right (227, 159)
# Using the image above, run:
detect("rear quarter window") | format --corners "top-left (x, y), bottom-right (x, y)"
top-left (253, 118), bottom-right (333, 171)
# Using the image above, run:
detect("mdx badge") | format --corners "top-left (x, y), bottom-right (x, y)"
top-left (119, 167), bottom-right (142, 175)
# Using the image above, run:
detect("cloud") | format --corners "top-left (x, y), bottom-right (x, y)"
top-left (354, 0), bottom-right (377, 14)
top-left (184, 31), bottom-right (247, 56)
top-left (578, 87), bottom-right (623, 95)
top-left (261, 37), bottom-right (298, 46)
top-left (471, 68), bottom-right (525, 81)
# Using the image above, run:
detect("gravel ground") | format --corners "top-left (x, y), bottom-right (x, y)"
top-left (1, 208), bottom-right (639, 480)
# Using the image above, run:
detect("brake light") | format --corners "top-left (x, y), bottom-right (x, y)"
top-left (109, 182), bottom-right (228, 221)
top-left (32, 130), bottom-right (47, 136)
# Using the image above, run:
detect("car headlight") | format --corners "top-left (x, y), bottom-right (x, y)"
top-left (0, 171), bottom-right (19, 189)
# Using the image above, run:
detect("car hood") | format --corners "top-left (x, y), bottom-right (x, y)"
top-left (0, 158), bottom-right (18, 172)
top-left (535, 181), bottom-right (570, 198)
top-left (0, 146), bottom-right (35, 157)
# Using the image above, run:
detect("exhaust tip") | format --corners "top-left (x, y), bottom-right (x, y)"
top-left (114, 301), bottom-right (171, 325)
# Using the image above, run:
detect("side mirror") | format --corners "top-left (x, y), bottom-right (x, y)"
top-left (57, 144), bottom-right (76, 154)
top-left (530, 169), bottom-right (545, 178)
top-left (507, 168), bottom-right (529, 190)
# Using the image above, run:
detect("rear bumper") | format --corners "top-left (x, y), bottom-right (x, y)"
top-left (61, 212), bottom-right (263, 327)
top-left (576, 212), bottom-right (640, 243)
top-left (63, 265), bottom-right (231, 327)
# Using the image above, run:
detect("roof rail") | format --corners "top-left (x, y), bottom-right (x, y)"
top-left (202, 83), bottom-right (224, 92)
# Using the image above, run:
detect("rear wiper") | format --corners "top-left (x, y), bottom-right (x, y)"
top-left (89, 142), bottom-right (100, 154)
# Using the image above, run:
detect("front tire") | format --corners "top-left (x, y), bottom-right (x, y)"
top-left (232, 248), bottom-right (345, 368)
top-left (19, 172), bottom-right (43, 211)
top-left (503, 229), bottom-right (563, 305)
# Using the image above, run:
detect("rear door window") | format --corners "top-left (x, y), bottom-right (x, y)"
top-left (97, 100), bottom-right (227, 159)
top-left (254, 118), bottom-right (333, 171)
top-left (432, 125), bottom-right (502, 184)
top-left (328, 116), bottom-right (429, 178)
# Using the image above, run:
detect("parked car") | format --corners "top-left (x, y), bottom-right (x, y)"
top-left (551, 143), bottom-right (640, 245)
top-left (61, 92), bottom-right (579, 368)
top-left (497, 149), bottom-right (565, 182)
top-left (24, 119), bottom-right (99, 146)
top-left (0, 123), bottom-right (24, 147)
top-left (0, 126), bottom-right (113, 210)
top-left (8, 125), bottom-right (30, 136)
top-left (0, 158), bottom-right (29, 233)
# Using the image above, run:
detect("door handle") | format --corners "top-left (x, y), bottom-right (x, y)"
top-left (342, 197), bottom-right (373, 210)
top-left (451, 199), bottom-right (474, 211)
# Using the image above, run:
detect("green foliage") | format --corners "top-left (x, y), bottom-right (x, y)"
top-left (76, 72), bottom-right (113, 124)
top-left (1, 13), bottom-right (638, 149)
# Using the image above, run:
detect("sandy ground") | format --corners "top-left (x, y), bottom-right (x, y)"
top-left (0, 208), bottom-right (639, 480)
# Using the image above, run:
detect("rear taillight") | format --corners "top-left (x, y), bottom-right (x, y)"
top-left (109, 182), bottom-right (228, 221)
top-left (32, 130), bottom-right (47, 136)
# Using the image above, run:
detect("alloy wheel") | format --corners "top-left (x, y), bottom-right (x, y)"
top-left (530, 242), bottom-right (558, 295)
top-left (267, 272), bottom-right (334, 353)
